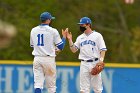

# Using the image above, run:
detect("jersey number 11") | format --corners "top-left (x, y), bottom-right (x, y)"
top-left (37, 34), bottom-right (44, 46)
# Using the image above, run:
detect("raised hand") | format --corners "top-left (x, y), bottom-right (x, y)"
top-left (62, 28), bottom-right (68, 38)
top-left (67, 31), bottom-right (72, 41)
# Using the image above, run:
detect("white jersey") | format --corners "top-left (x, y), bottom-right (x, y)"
top-left (74, 31), bottom-right (107, 60)
top-left (30, 25), bottom-right (62, 57)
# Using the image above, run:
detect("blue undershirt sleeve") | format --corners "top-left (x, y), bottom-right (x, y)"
top-left (56, 37), bottom-right (66, 50)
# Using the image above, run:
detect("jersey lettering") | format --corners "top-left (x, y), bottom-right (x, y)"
top-left (80, 40), bottom-right (96, 47)
top-left (37, 34), bottom-right (44, 46)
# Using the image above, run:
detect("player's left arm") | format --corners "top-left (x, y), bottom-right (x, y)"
top-left (55, 28), bottom-right (68, 50)
top-left (98, 34), bottom-right (107, 62)
top-left (30, 31), bottom-right (34, 47)
top-left (99, 50), bottom-right (106, 62)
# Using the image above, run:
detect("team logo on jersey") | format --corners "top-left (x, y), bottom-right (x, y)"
top-left (80, 40), bottom-right (96, 47)
top-left (81, 37), bottom-right (85, 39)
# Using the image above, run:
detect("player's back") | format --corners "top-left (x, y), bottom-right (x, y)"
top-left (30, 25), bottom-right (58, 57)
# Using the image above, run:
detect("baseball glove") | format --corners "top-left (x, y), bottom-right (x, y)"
top-left (91, 62), bottom-right (105, 75)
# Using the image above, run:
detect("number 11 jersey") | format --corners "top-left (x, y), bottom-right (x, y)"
top-left (30, 25), bottom-right (62, 57)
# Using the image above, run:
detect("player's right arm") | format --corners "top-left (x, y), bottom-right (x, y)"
top-left (67, 31), bottom-right (79, 53)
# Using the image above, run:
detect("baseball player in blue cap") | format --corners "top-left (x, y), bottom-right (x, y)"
top-left (30, 12), bottom-right (68, 93)
top-left (67, 17), bottom-right (107, 93)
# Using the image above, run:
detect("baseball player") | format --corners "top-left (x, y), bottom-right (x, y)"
top-left (30, 12), bottom-right (67, 93)
top-left (66, 17), bottom-right (107, 93)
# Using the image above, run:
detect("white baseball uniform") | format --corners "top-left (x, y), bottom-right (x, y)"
top-left (74, 31), bottom-right (107, 93)
top-left (30, 24), bottom-right (63, 93)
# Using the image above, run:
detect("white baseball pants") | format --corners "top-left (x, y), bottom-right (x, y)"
top-left (33, 56), bottom-right (56, 93)
top-left (80, 61), bottom-right (103, 93)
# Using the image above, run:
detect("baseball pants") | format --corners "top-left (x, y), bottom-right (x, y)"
top-left (80, 61), bottom-right (103, 93)
top-left (33, 56), bottom-right (56, 93)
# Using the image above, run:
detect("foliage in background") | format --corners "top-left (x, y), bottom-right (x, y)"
top-left (0, 0), bottom-right (140, 63)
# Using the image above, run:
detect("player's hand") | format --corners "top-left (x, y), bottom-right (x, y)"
top-left (62, 28), bottom-right (68, 38)
top-left (55, 47), bottom-right (61, 55)
top-left (67, 31), bottom-right (72, 41)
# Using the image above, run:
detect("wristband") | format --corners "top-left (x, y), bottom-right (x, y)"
top-left (70, 44), bottom-right (74, 47)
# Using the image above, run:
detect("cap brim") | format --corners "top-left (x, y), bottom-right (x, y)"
top-left (77, 23), bottom-right (85, 25)
top-left (51, 17), bottom-right (55, 19)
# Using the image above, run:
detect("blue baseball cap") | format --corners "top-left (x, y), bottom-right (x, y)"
top-left (78, 17), bottom-right (92, 24)
top-left (40, 12), bottom-right (55, 21)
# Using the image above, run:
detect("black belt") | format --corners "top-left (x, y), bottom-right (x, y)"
top-left (81, 58), bottom-right (98, 62)
top-left (35, 55), bottom-right (50, 57)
